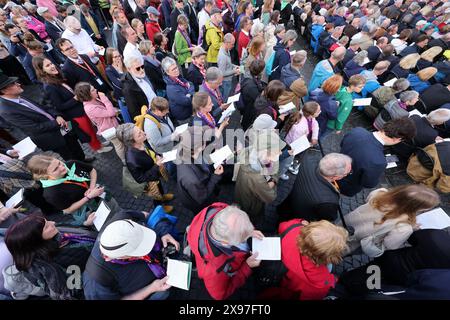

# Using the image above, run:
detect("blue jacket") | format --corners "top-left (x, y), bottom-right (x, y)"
top-left (308, 88), bottom-right (338, 134)
top-left (310, 24), bottom-right (324, 54)
top-left (269, 42), bottom-right (291, 81)
top-left (338, 127), bottom-right (387, 196)
top-left (407, 73), bottom-right (430, 94)
top-left (326, 15), bottom-right (346, 27)
top-left (164, 75), bottom-right (195, 121)
top-left (105, 65), bottom-right (123, 100)
top-left (344, 60), bottom-right (366, 78)
top-left (280, 63), bottom-right (301, 89)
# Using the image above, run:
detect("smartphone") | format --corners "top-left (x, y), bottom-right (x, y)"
top-left (385, 154), bottom-right (399, 163)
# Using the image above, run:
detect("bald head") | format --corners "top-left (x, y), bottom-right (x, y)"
top-left (331, 46), bottom-right (347, 61)
top-left (64, 15), bottom-right (81, 34)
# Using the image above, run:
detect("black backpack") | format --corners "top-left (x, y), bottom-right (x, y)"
top-left (253, 223), bottom-right (302, 288)
top-left (201, 25), bottom-right (209, 51)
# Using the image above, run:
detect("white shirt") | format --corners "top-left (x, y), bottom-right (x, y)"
top-left (127, 0), bottom-right (137, 12)
top-left (123, 42), bottom-right (142, 62)
top-left (61, 29), bottom-right (99, 64)
top-left (132, 75), bottom-right (156, 106)
top-left (373, 132), bottom-right (386, 146)
top-left (198, 9), bottom-right (210, 36)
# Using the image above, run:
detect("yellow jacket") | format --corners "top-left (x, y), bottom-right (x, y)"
top-left (205, 20), bottom-right (224, 63)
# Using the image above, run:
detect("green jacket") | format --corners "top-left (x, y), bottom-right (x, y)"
top-left (174, 30), bottom-right (192, 66)
top-left (328, 86), bottom-right (353, 130)
top-left (205, 20), bottom-right (224, 63)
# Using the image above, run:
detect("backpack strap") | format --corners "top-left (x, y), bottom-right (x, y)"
top-left (280, 223), bottom-right (302, 239)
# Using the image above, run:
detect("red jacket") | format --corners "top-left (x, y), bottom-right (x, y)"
top-left (145, 20), bottom-right (162, 42)
top-left (237, 31), bottom-right (251, 61)
top-left (187, 202), bottom-right (252, 300)
top-left (261, 219), bottom-right (338, 300)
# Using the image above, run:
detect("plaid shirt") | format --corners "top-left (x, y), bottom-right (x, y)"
top-left (0, 159), bottom-right (35, 195)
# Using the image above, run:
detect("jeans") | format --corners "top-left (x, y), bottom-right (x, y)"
top-left (279, 148), bottom-right (293, 176)
top-left (221, 80), bottom-right (233, 101)
top-left (147, 289), bottom-right (170, 300)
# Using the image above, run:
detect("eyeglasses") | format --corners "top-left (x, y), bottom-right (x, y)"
top-left (112, 54), bottom-right (121, 59)
top-left (135, 65), bottom-right (144, 71)
top-left (63, 45), bottom-right (74, 52)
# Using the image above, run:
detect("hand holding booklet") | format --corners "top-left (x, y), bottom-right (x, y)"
top-left (416, 208), bottom-right (450, 230)
top-left (218, 103), bottom-right (235, 124)
top-left (210, 145), bottom-right (233, 168)
top-left (279, 102), bottom-right (296, 114)
top-left (353, 98), bottom-right (372, 107)
top-left (227, 93), bottom-right (241, 104)
top-left (162, 149), bottom-right (177, 163)
top-left (174, 123), bottom-right (189, 135)
top-left (13, 137), bottom-right (37, 159)
top-left (167, 258), bottom-right (192, 290)
top-left (289, 135), bottom-right (311, 155)
top-left (5, 188), bottom-right (24, 209)
top-left (93, 201), bottom-right (111, 231)
top-left (252, 237), bottom-right (281, 260)
top-left (384, 78), bottom-right (397, 87)
top-left (101, 127), bottom-right (117, 140)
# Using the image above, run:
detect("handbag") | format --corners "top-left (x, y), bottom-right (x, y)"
top-left (2, 265), bottom-right (46, 300)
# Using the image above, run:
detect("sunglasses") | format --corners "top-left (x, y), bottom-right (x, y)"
top-left (135, 65), bottom-right (144, 71)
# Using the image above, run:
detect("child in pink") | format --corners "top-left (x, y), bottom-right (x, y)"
top-left (285, 101), bottom-right (321, 146)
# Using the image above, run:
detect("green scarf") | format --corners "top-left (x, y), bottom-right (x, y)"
top-left (281, 0), bottom-right (289, 11)
top-left (41, 163), bottom-right (90, 188)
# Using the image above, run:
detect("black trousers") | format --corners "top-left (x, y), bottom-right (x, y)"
top-left (53, 132), bottom-right (86, 161)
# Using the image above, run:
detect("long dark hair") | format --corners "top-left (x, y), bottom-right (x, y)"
top-left (32, 55), bottom-right (65, 85)
top-left (5, 214), bottom-right (59, 271)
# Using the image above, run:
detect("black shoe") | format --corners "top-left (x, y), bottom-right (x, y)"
top-left (83, 156), bottom-right (96, 163)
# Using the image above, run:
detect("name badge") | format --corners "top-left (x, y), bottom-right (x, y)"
top-left (96, 78), bottom-right (104, 86)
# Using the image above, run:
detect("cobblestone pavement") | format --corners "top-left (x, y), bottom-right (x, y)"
top-left (12, 34), bottom-right (450, 300)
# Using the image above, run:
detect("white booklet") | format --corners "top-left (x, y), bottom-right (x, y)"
top-left (218, 103), bottom-right (236, 124)
top-left (417, 208), bottom-right (450, 230)
top-left (227, 93), bottom-right (241, 104)
top-left (290, 135), bottom-right (311, 155)
top-left (101, 127), bottom-right (117, 140)
top-left (161, 149), bottom-right (177, 163)
top-left (93, 201), bottom-right (111, 231)
top-left (166, 258), bottom-right (192, 290)
top-left (409, 109), bottom-right (425, 117)
top-left (252, 237), bottom-right (281, 261)
top-left (290, 50), bottom-right (297, 56)
top-left (384, 78), bottom-right (397, 87)
top-left (174, 123), bottom-right (189, 135)
top-left (353, 98), bottom-right (372, 106)
top-left (5, 188), bottom-right (24, 209)
top-left (13, 137), bottom-right (37, 159)
top-left (210, 145), bottom-right (233, 168)
top-left (363, 57), bottom-right (370, 65)
top-left (221, 9), bottom-right (229, 16)
top-left (279, 102), bottom-right (296, 114)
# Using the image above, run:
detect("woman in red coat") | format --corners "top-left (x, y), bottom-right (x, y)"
top-left (261, 219), bottom-right (349, 300)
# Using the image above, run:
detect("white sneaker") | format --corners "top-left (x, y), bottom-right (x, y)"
top-left (280, 173), bottom-right (290, 180)
top-left (96, 146), bottom-right (113, 153)
top-left (288, 163), bottom-right (300, 175)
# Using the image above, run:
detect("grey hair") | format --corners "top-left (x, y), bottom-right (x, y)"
top-left (251, 22), bottom-right (265, 37)
top-left (392, 78), bottom-right (410, 92)
top-left (205, 67), bottom-right (223, 83)
top-left (274, 24), bottom-right (285, 36)
top-left (115, 123), bottom-right (136, 147)
top-left (353, 50), bottom-right (368, 66)
top-left (124, 55), bottom-right (144, 69)
top-left (399, 90), bottom-right (419, 103)
top-left (161, 57), bottom-right (177, 73)
top-left (319, 153), bottom-right (352, 177)
top-left (210, 206), bottom-right (254, 246)
top-left (138, 40), bottom-right (153, 55)
top-left (223, 33), bottom-right (235, 43)
top-left (427, 109), bottom-right (450, 126)
top-left (282, 30), bottom-right (298, 44)
top-left (292, 50), bottom-right (307, 66)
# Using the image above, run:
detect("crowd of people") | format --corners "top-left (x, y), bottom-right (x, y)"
top-left (0, 0), bottom-right (450, 301)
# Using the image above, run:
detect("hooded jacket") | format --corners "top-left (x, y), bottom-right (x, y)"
top-left (407, 73), bottom-right (430, 94)
top-left (163, 75), bottom-right (195, 121)
top-left (269, 42), bottom-right (291, 81)
top-left (205, 20), bottom-right (224, 63)
top-left (308, 88), bottom-right (338, 134)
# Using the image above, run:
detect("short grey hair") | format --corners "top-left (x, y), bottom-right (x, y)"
top-left (399, 90), bottom-right (419, 103)
top-left (392, 78), bottom-right (410, 92)
top-left (205, 67), bottom-right (223, 83)
top-left (282, 30), bottom-right (298, 44)
top-left (251, 21), bottom-right (265, 37)
top-left (353, 50), bottom-right (368, 66)
top-left (161, 57), bottom-right (177, 73)
top-left (319, 153), bottom-right (352, 177)
top-left (115, 123), bottom-right (136, 147)
top-left (138, 40), bottom-right (153, 55)
top-left (292, 50), bottom-right (307, 66)
top-left (124, 55), bottom-right (144, 69)
top-left (223, 33), bottom-right (235, 43)
top-left (210, 206), bottom-right (254, 246)
top-left (427, 108), bottom-right (450, 126)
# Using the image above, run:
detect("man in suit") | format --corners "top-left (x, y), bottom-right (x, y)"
top-left (184, 0), bottom-right (199, 44)
top-left (38, 6), bottom-right (65, 42)
top-left (367, 37), bottom-right (388, 68)
top-left (56, 38), bottom-right (111, 93)
top-left (0, 75), bottom-right (86, 161)
top-left (169, 0), bottom-right (186, 48)
top-left (338, 118), bottom-right (416, 197)
top-left (23, 40), bottom-right (59, 84)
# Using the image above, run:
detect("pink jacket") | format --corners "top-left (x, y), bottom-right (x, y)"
top-left (285, 116), bottom-right (319, 145)
top-left (24, 15), bottom-right (48, 40)
top-left (36, 0), bottom-right (58, 17)
top-left (83, 95), bottom-right (119, 133)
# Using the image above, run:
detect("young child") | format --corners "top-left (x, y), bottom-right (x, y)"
top-left (283, 101), bottom-right (321, 175)
top-left (74, 82), bottom-right (125, 164)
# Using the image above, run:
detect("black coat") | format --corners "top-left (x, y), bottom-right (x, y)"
top-left (186, 63), bottom-right (204, 92)
top-left (239, 76), bottom-right (266, 131)
top-left (121, 72), bottom-right (150, 120)
top-left (61, 55), bottom-right (110, 93)
top-left (45, 20), bottom-right (64, 42)
top-left (105, 65), bottom-right (124, 100)
top-left (143, 60), bottom-right (166, 92)
top-left (0, 97), bottom-right (66, 151)
top-left (367, 45), bottom-right (382, 62)
top-left (184, 2), bottom-right (199, 43)
top-left (176, 163), bottom-right (222, 213)
top-left (420, 83), bottom-right (450, 112)
top-left (277, 153), bottom-right (340, 222)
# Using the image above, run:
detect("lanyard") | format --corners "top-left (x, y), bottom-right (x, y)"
top-left (73, 58), bottom-right (97, 77)
top-left (63, 180), bottom-right (89, 189)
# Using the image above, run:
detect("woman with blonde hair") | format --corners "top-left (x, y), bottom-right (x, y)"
top-left (342, 184), bottom-right (440, 257)
top-left (259, 219), bottom-right (348, 300)
top-left (389, 53), bottom-right (420, 79)
top-left (261, 0), bottom-right (275, 26)
top-left (407, 66), bottom-right (437, 93)
top-left (244, 36), bottom-right (266, 76)
top-left (417, 46), bottom-right (442, 70)
top-left (131, 18), bottom-right (147, 42)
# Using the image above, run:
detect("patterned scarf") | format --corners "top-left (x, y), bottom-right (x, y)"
top-left (197, 111), bottom-right (217, 128)
top-left (171, 76), bottom-right (190, 89)
top-left (40, 163), bottom-right (90, 188)
top-left (193, 62), bottom-right (206, 79)
top-left (202, 82), bottom-right (223, 105)
top-left (178, 27), bottom-right (192, 48)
